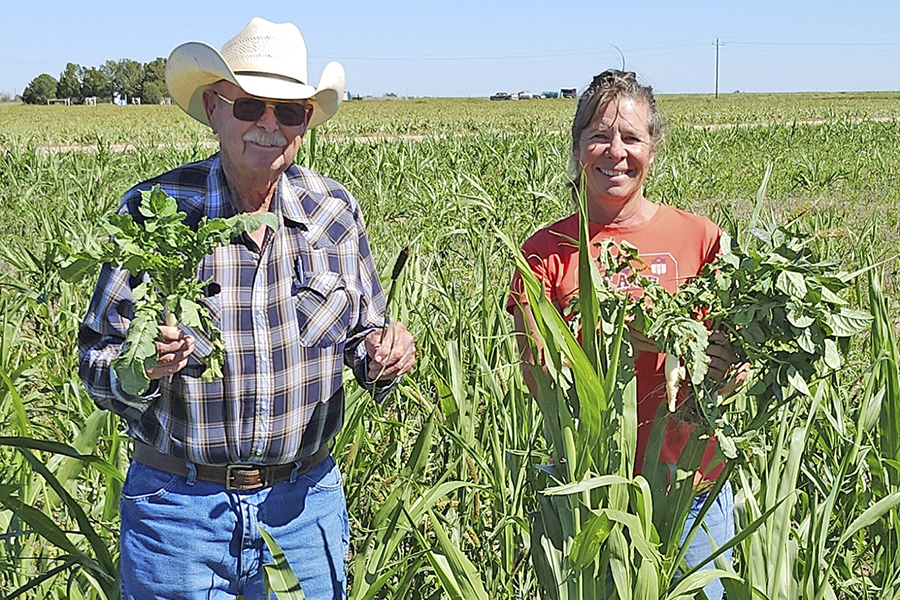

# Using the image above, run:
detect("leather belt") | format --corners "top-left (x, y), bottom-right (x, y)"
top-left (132, 442), bottom-right (330, 491)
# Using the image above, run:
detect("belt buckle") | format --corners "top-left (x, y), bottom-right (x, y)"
top-left (226, 464), bottom-right (265, 491)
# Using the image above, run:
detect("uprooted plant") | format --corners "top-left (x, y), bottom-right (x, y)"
top-left (564, 222), bottom-right (873, 460)
top-left (639, 224), bottom-right (872, 459)
top-left (62, 184), bottom-right (278, 395)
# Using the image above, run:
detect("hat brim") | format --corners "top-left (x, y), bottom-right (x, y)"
top-left (165, 41), bottom-right (344, 128)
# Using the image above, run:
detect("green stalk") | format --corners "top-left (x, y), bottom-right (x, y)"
top-left (379, 246), bottom-right (409, 344)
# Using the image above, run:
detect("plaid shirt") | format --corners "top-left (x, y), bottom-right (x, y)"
top-left (78, 154), bottom-right (389, 466)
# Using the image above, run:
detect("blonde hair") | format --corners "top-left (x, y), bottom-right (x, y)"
top-left (567, 70), bottom-right (662, 185)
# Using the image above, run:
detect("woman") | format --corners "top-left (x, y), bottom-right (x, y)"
top-left (508, 70), bottom-right (737, 599)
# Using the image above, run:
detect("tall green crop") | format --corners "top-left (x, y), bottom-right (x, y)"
top-left (63, 185), bottom-right (278, 395)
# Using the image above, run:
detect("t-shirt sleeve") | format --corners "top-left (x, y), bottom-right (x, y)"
top-left (702, 222), bottom-right (723, 266)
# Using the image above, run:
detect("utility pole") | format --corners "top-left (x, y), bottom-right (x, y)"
top-left (713, 38), bottom-right (724, 98)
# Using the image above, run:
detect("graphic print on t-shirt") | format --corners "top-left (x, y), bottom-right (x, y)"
top-left (600, 251), bottom-right (680, 295)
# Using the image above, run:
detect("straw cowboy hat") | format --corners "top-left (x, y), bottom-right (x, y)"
top-left (165, 17), bottom-right (345, 128)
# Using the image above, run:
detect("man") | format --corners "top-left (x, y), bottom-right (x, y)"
top-left (78, 18), bottom-right (415, 600)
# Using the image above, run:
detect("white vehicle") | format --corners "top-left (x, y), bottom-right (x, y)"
top-left (517, 91), bottom-right (535, 100)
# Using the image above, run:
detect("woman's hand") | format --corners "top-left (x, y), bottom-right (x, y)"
top-left (706, 330), bottom-right (749, 396)
top-left (627, 320), bottom-right (658, 356)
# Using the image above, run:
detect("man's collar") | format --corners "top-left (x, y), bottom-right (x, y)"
top-left (208, 159), bottom-right (351, 248)
top-left (280, 164), bottom-right (356, 248)
top-left (277, 171), bottom-right (313, 228)
top-left (208, 155), bottom-right (308, 225)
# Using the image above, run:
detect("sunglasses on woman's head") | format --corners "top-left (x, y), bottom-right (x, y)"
top-left (213, 91), bottom-right (309, 127)
top-left (592, 70), bottom-right (637, 86)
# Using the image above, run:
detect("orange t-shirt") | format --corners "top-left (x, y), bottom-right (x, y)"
top-left (507, 205), bottom-right (724, 480)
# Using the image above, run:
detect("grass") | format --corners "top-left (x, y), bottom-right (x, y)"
top-left (3, 91), bottom-right (900, 144)
top-left (0, 93), bottom-right (898, 599)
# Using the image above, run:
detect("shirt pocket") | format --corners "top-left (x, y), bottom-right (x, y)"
top-left (293, 271), bottom-right (352, 347)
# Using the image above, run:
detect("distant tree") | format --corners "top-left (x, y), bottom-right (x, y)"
top-left (121, 59), bottom-right (143, 98)
top-left (141, 80), bottom-right (167, 104)
top-left (57, 63), bottom-right (83, 102)
top-left (141, 57), bottom-right (168, 103)
top-left (100, 60), bottom-right (117, 97)
top-left (102, 59), bottom-right (143, 100)
top-left (23, 56), bottom-right (171, 104)
top-left (81, 67), bottom-right (109, 100)
top-left (143, 57), bottom-right (166, 85)
top-left (22, 74), bottom-right (58, 104)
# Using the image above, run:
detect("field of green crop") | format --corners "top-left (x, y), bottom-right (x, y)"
top-left (1, 94), bottom-right (899, 599)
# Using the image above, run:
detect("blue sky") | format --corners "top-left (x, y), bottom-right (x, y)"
top-left (2, 1), bottom-right (899, 98)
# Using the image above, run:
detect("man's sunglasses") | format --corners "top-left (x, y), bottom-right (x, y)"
top-left (213, 91), bottom-right (309, 127)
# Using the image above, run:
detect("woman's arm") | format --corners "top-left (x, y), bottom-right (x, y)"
top-left (511, 303), bottom-right (543, 398)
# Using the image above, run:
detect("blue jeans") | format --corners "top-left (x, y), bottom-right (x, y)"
top-left (679, 482), bottom-right (735, 600)
top-left (119, 455), bottom-right (350, 600)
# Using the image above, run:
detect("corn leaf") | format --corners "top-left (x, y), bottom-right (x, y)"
top-left (569, 510), bottom-right (613, 569)
top-left (419, 509), bottom-right (489, 600)
top-left (260, 526), bottom-right (306, 600)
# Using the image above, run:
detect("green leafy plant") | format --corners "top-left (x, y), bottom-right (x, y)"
top-left (638, 223), bottom-right (873, 459)
top-left (566, 221), bottom-right (873, 461)
top-left (62, 185), bottom-right (278, 395)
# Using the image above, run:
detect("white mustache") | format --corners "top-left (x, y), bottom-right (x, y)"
top-left (242, 129), bottom-right (288, 147)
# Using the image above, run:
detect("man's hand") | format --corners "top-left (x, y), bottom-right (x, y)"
top-left (146, 326), bottom-right (195, 380)
top-left (365, 322), bottom-right (416, 381)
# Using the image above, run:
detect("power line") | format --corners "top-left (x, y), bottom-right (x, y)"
top-left (317, 39), bottom-right (900, 68)
top-left (728, 39), bottom-right (900, 47)
top-left (313, 40), bottom-right (717, 63)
